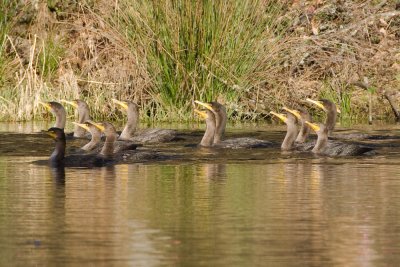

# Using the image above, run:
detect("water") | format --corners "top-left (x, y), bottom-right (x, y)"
top-left (1, 122), bottom-right (400, 266)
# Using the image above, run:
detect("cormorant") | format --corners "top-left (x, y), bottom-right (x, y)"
top-left (112, 99), bottom-right (177, 144)
top-left (195, 100), bottom-right (273, 148)
top-left (61, 99), bottom-right (91, 138)
top-left (44, 122), bottom-right (116, 167)
top-left (282, 107), bottom-right (312, 144)
top-left (72, 121), bottom-right (102, 152)
top-left (39, 101), bottom-right (66, 129)
top-left (306, 98), bottom-right (340, 135)
top-left (305, 121), bottom-right (374, 156)
top-left (306, 98), bottom-right (377, 140)
top-left (270, 111), bottom-right (299, 151)
top-left (73, 120), bottom-right (139, 153)
top-left (195, 108), bottom-right (273, 149)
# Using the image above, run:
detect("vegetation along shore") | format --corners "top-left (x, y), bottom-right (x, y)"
top-left (0, 0), bottom-right (399, 122)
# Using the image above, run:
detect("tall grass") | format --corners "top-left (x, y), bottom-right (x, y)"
top-left (111, 0), bottom-right (290, 119)
top-left (38, 35), bottom-right (65, 79)
top-left (0, 35), bottom-right (75, 121)
top-left (0, 0), bottom-right (17, 88)
top-left (0, 1), bottom-right (397, 122)
top-left (319, 81), bottom-right (352, 120)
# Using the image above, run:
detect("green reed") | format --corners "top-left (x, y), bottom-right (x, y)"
top-left (318, 82), bottom-right (351, 121)
top-left (1, 1), bottom-right (390, 123)
top-left (111, 0), bottom-right (289, 119)
top-left (38, 36), bottom-right (65, 79)
top-left (0, 0), bottom-right (17, 88)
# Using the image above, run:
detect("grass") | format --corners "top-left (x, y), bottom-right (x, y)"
top-left (0, 1), bottom-right (398, 122)
top-left (319, 81), bottom-right (352, 118)
top-left (38, 36), bottom-right (65, 79)
top-left (0, 35), bottom-right (74, 121)
top-left (110, 0), bottom-right (290, 119)
top-left (0, 0), bottom-right (17, 88)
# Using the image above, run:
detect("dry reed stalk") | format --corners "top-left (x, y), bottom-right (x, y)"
top-left (0, 0), bottom-right (398, 122)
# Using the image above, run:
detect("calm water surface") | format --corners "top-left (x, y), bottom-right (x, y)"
top-left (1, 122), bottom-right (400, 266)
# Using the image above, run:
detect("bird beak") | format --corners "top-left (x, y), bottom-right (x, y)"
top-left (336, 107), bottom-right (341, 114)
top-left (305, 121), bottom-right (320, 132)
top-left (194, 100), bottom-right (214, 112)
top-left (112, 99), bottom-right (129, 110)
top-left (90, 122), bottom-right (105, 132)
top-left (39, 101), bottom-right (52, 112)
top-left (61, 99), bottom-right (78, 108)
top-left (43, 129), bottom-right (57, 139)
top-left (270, 111), bottom-right (287, 123)
top-left (194, 109), bottom-right (208, 119)
top-left (306, 98), bottom-right (327, 112)
top-left (72, 122), bottom-right (90, 132)
top-left (282, 107), bottom-right (301, 120)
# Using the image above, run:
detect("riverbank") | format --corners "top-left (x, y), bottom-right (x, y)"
top-left (0, 0), bottom-right (399, 122)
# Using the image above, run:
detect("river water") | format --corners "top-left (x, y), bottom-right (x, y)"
top-left (1, 121), bottom-right (400, 266)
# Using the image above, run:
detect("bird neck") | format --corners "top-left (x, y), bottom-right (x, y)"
top-left (54, 111), bottom-right (66, 129)
top-left (296, 120), bottom-right (310, 143)
top-left (120, 109), bottom-right (139, 140)
top-left (213, 108), bottom-right (227, 144)
top-left (200, 118), bottom-right (216, 147)
top-left (325, 109), bottom-right (337, 134)
top-left (312, 130), bottom-right (328, 154)
top-left (73, 108), bottom-right (90, 138)
top-left (82, 130), bottom-right (101, 151)
top-left (73, 125), bottom-right (86, 138)
top-left (100, 134), bottom-right (116, 157)
top-left (50, 138), bottom-right (66, 163)
top-left (282, 123), bottom-right (298, 150)
top-left (77, 108), bottom-right (90, 123)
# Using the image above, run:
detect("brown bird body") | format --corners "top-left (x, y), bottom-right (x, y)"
top-left (195, 107), bottom-right (273, 149)
top-left (61, 99), bottom-right (91, 138)
top-left (113, 99), bottom-right (177, 144)
top-left (306, 122), bottom-right (374, 156)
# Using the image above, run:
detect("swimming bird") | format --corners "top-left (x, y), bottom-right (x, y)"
top-left (195, 108), bottom-right (273, 149)
top-left (270, 108), bottom-right (317, 152)
top-left (194, 109), bottom-right (216, 147)
top-left (112, 99), bottom-right (177, 144)
top-left (44, 122), bottom-right (116, 168)
top-left (39, 101), bottom-right (89, 139)
top-left (305, 121), bottom-right (374, 156)
top-left (282, 106), bottom-right (319, 150)
top-left (289, 107), bottom-right (312, 143)
top-left (270, 111), bottom-right (299, 151)
top-left (306, 98), bottom-right (340, 135)
top-left (71, 121), bottom-right (102, 152)
top-left (73, 120), bottom-right (140, 153)
top-left (195, 101), bottom-right (226, 144)
top-left (195, 100), bottom-right (275, 149)
top-left (43, 120), bottom-right (158, 168)
top-left (39, 101), bottom-right (66, 129)
top-left (276, 106), bottom-right (313, 144)
top-left (306, 98), bottom-right (379, 140)
top-left (61, 99), bottom-right (91, 138)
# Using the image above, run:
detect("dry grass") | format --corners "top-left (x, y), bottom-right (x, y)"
top-left (0, 0), bottom-right (399, 122)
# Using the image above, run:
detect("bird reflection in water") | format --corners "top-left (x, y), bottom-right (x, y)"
top-left (101, 165), bottom-right (117, 183)
top-left (199, 163), bottom-right (227, 183)
top-left (51, 166), bottom-right (65, 187)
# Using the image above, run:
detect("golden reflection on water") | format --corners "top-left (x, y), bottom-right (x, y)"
top-left (1, 154), bottom-right (400, 266)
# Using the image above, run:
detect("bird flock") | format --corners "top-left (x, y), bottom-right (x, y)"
top-left (37, 97), bottom-right (375, 168)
